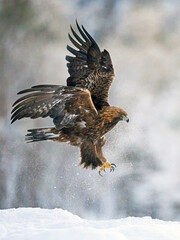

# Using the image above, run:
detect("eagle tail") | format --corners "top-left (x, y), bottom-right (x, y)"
top-left (25, 128), bottom-right (59, 143)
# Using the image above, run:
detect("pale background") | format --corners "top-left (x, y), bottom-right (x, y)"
top-left (0, 0), bottom-right (180, 220)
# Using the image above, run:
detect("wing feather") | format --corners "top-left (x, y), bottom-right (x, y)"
top-left (70, 24), bottom-right (89, 47)
top-left (11, 85), bottom-right (98, 130)
top-left (66, 21), bottom-right (115, 110)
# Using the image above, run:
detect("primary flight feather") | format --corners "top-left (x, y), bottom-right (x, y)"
top-left (11, 21), bottom-right (129, 175)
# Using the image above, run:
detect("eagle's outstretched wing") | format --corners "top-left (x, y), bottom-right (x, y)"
top-left (66, 21), bottom-right (115, 110)
top-left (11, 85), bottom-right (97, 129)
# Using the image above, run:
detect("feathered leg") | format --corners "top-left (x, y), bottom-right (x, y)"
top-left (80, 140), bottom-right (102, 169)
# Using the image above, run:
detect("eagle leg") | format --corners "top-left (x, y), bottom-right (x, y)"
top-left (98, 162), bottom-right (116, 176)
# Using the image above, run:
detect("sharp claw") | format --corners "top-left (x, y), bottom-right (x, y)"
top-left (111, 163), bottom-right (116, 167)
top-left (110, 164), bottom-right (116, 172)
top-left (98, 163), bottom-right (117, 176)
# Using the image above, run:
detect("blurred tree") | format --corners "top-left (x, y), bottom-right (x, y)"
top-left (0, 0), bottom-right (34, 117)
top-left (0, 0), bottom-right (33, 28)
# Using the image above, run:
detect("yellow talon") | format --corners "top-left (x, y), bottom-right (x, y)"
top-left (99, 162), bottom-right (116, 176)
top-left (100, 162), bottom-right (112, 171)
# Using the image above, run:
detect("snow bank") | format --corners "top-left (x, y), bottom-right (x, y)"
top-left (0, 208), bottom-right (179, 240)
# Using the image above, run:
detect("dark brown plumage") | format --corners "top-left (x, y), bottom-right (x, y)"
top-left (66, 21), bottom-right (114, 110)
top-left (11, 21), bottom-right (129, 174)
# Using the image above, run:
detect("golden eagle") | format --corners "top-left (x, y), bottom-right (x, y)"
top-left (11, 21), bottom-right (129, 175)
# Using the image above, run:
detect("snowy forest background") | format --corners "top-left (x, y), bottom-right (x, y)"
top-left (0, 0), bottom-right (180, 221)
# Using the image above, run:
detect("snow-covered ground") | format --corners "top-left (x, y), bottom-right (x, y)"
top-left (0, 208), bottom-right (179, 240)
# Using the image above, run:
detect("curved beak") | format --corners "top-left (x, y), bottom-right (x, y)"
top-left (122, 115), bottom-right (129, 123)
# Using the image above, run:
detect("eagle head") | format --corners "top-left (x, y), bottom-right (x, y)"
top-left (113, 107), bottom-right (129, 123)
top-left (119, 110), bottom-right (129, 123)
top-left (100, 106), bottom-right (129, 125)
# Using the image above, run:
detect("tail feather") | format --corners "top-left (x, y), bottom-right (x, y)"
top-left (25, 128), bottom-right (59, 143)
